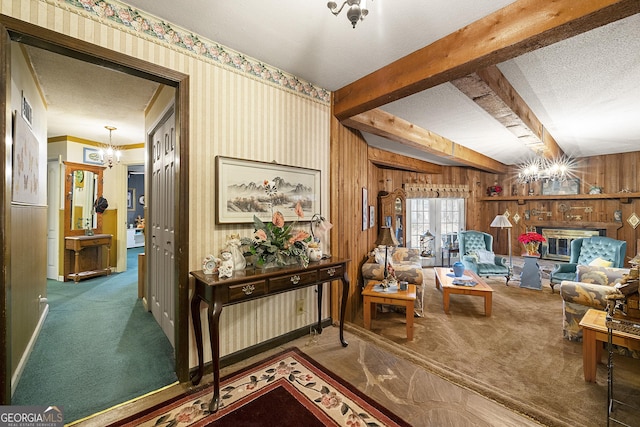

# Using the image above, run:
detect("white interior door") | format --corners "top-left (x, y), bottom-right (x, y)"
top-left (150, 110), bottom-right (176, 346)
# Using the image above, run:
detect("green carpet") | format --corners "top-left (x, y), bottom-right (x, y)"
top-left (12, 247), bottom-right (177, 423)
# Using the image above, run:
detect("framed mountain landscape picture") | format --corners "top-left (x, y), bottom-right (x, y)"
top-left (215, 156), bottom-right (320, 224)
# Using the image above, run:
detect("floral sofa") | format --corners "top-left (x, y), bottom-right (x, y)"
top-left (559, 264), bottom-right (629, 340)
top-left (361, 247), bottom-right (424, 315)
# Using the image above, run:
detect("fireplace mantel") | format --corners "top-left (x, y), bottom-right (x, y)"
top-left (527, 221), bottom-right (622, 239)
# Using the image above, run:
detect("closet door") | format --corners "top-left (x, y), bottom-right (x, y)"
top-left (150, 110), bottom-right (176, 346)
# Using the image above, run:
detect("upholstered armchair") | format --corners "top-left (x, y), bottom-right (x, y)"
top-left (549, 236), bottom-right (627, 292)
top-left (458, 231), bottom-right (510, 284)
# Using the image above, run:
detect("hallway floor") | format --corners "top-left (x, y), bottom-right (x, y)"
top-left (74, 325), bottom-right (541, 426)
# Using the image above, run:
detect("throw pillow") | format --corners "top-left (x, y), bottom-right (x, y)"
top-left (589, 257), bottom-right (613, 268)
top-left (476, 249), bottom-right (495, 264)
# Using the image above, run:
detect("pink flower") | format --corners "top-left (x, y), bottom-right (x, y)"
top-left (272, 211), bottom-right (285, 228)
top-left (346, 414), bottom-right (363, 426)
top-left (289, 230), bottom-right (310, 244)
top-left (255, 229), bottom-right (267, 241)
top-left (295, 201), bottom-right (304, 219)
top-left (275, 361), bottom-right (293, 375)
top-left (321, 391), bottom-right (342, 409)
top-left (175, 405), bottom-right (200, 423)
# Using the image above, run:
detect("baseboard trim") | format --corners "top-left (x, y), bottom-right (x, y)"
top-left (189, 318), bottom-right (333, 378)
top-left (11, 304), bottom-right (49, 396)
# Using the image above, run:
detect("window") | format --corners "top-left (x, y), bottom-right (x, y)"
top-left (407, 198), bottom-right (465, 263)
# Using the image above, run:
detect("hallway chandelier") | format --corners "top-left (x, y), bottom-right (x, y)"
top-left (516, 153), bottom-right (575, 184)
top-left (327, 0), bottom-right (369, 28)
top-left (100, 125), bottom-right (121, 169)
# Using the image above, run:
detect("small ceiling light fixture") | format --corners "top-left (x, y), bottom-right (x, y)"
top-left (327, 0), bottom-right (369, 28)
top-left (100, 125), bottom-right (121, 169)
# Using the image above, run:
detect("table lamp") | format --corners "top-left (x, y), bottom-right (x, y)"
top-left (375, 226), bottom-right (400, 283)
top-left (490, 214), bottom-right (513, 272)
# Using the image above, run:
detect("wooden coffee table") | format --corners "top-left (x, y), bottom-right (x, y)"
top-left (362, 282), bottom-right (417, 340)
top-left (433, 267), bottom-right (493, 316)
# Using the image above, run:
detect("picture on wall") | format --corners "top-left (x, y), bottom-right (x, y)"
top-left (127, 188), bottom-right (135, 210)
top-left (541, 178), bottom-right (580, 195)
top-left (83, 147), bottom-right (103, 165)
top-left (362, 187), bottom-right (368, 231)
top-left (12, 110), bottom-right (39, 204)
top-left (216, 156), bottom-right (320, 224)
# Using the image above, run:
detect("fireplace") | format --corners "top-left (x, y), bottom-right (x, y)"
top-left (536, 227), bottom-right (605, 261)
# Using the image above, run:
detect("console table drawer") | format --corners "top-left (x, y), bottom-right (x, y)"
top-left (319, 265), bottom-right (343, 281)
top-left (228, 280), bottom-right (266, 302)
top-left (269, 271), bottom-right (318, 292)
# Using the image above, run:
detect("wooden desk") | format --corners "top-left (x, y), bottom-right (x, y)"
top-left (64, 234), bottom-right (112, 283)
top-left (190, 258), bottom-right (350, 412)
top-left (362, 282), bottom-right (416, 340)
top-left (434, 267), bottom-right (493, 316)
top-left (579, 309), bottom-right (640, 382)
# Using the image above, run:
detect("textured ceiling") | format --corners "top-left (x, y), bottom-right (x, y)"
top-left (21, 1), bottom-right (640, 165)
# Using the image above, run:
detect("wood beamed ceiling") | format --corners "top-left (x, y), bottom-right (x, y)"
top-left (334, 0), bottom-right (640, 173)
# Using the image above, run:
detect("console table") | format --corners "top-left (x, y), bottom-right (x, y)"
top-left (64, 234), bottom-right (112, 283)
top-left (190, 257), bottom-right (351, 412)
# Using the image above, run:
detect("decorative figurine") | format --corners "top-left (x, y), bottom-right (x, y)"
top-left (218, 251), bottom-right (234, 278)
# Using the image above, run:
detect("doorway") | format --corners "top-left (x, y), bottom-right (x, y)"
top-left (0, 16), bottom-right (191, 407)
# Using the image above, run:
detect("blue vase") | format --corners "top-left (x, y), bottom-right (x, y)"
top-left (452, 261), bottom-right (465, 277)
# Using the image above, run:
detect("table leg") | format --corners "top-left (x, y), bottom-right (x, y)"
top-left (207, 299), bottom-right (223, 412)
top-left (485, 293), bottom-right (492, 317)
top-left (339, 274), bottom-right (350, 347)
top-left (583, 327), bottom-right (597, 382)
top-left (406, 301), bottom-right (414, 341)
top-left (435, 274), bottom-right (442, 290)
top-left (443, 288), bottom-right (450, 314)
top-left (363, 297), bottom-right (372, 330)
top-left (312, 283), bottom-right (323, 334)
top-left (73, 249), bottom-right (81, 283)
top-left (190, 293), bottom-right (204, 386)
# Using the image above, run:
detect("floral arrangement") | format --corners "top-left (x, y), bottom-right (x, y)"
top-left (517, 232), bottom-right (546, 244)
top-left (518, 232), bottom-right (546, 255)
top-left (242, 203), bottom-right (312, 268)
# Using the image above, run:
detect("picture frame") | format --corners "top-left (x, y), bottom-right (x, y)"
top-left (369, 205), bottom-right (375, 228)
top-left (541, 178), bottom-right (580, 196)
top-left (216, 156), bottom-right (320, 224)
top-left (362, 187), bottom-right (368, 231)
top-left (127, 188), bottom-right (135, 210)
top-left (83, 147), bottom-right (103, 165)
top-left (21, 91), bottom-right (33, 129)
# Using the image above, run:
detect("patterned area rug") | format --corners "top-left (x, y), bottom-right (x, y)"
top-left (111, 348), bottom-right (410, 427)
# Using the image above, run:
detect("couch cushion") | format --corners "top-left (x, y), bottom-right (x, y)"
top-left (576, 265), bottom-right (629, 285)
top-left (579, 270), bottom-right (609, 286)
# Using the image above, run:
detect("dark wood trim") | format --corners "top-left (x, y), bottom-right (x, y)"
top-left (0, 14), bottom-right (191, 395)
top-left (0, 21), bottom-right (12, 406)
top-left (333, 0), bottom-right (640, 121)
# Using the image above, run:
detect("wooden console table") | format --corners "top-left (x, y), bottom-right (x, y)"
top-left (190, 257), bottom-right (350, 412)
top-left (64, 234), bottom-right (112, 283)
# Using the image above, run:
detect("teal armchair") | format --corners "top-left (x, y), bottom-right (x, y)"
top-left (549, 236), bottom-right (627, 292)
top-left (458, 231), bottom-right (511, 284)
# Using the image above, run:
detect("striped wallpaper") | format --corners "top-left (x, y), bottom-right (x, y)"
top-left (4, 0), bottom-right (332, 367)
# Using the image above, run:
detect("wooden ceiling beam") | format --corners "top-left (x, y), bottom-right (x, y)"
top-left (333, 0), bottom-right (640, 121)
top-left (345, 109), bottom-right (509, 174)
top-left (367, 146), bottom-right (444, 174)
top-left (475, 65), bottom-right (564, 159)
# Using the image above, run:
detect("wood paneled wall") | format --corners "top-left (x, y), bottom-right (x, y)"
top-left (331, 119), bottom-right (640, 319)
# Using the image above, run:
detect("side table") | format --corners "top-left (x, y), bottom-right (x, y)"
top-left (362, 282), bottom-right (416, 340)
top-left (520, 254), bottom-right (542, 290)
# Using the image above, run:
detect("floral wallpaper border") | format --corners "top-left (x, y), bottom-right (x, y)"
top-left (57, 0), bottom-right (331, 104)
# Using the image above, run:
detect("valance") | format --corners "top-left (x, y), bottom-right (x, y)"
top-left (403, 184), bottom-right (470, 199)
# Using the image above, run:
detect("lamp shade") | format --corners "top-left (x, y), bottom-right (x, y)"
top-left (490, 214), bottom-right (512, 228)
top-left (375, 227), bottom-right (399, 247)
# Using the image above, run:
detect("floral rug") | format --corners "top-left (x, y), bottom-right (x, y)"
top-left (112, 348), bottom-right (410, 427)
